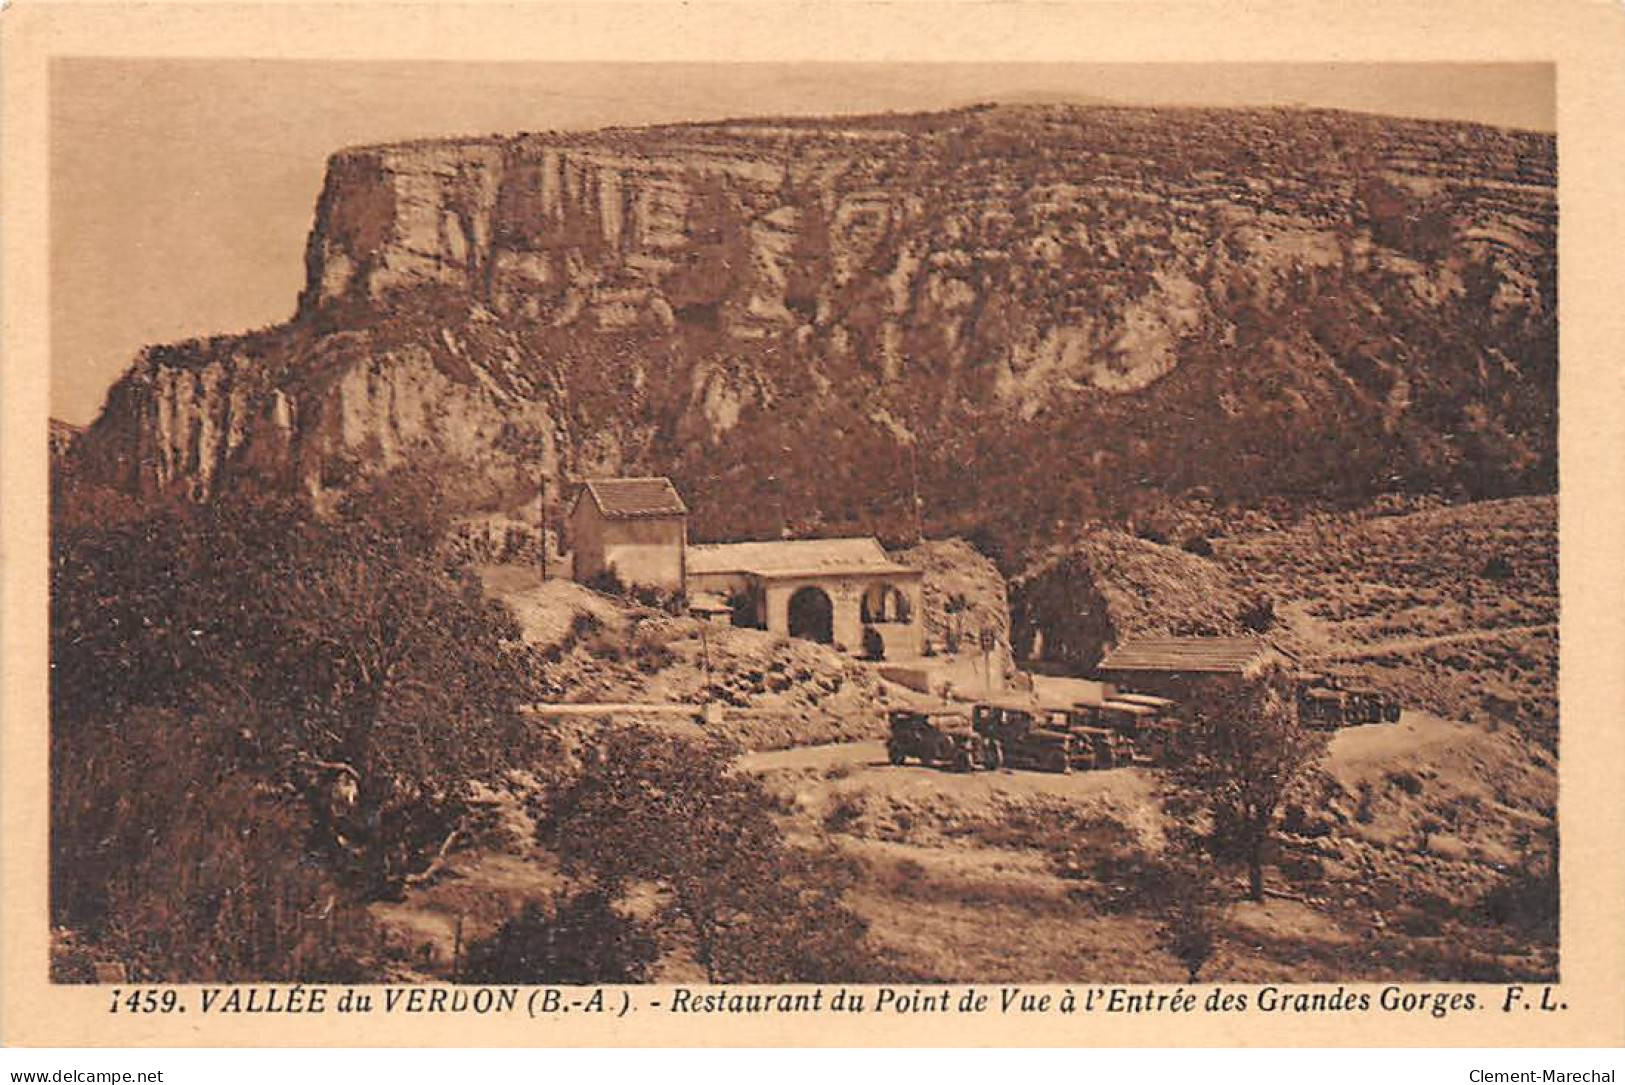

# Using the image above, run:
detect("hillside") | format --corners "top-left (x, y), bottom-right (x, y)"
top-left (1218, 495), bottom-right (1558, 742)
top-left (75, 103), bottom-right (1555, 566)
top-left (734, 710), bottom-right (1555, 982)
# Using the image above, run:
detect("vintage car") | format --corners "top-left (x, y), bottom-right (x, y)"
top-left (972, 701), bottom-right (1075, 773)
top-left (1038, 709), bottom-right (1137, 770)
top-left (1071, 694), bottom-right (1189, 766)
top-left (886, 709), bottom-right (997, 772)
top-left (1298, 675), bottom-right (1402, 728)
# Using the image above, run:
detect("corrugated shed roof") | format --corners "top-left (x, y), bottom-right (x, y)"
top-left (577, 477), bottom-right (687, 519)
top-left (688, 537), bottom-right (916, 579)
top-left (1097, 636), bottom-right (1288, 674)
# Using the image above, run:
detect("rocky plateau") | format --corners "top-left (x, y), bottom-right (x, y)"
top-left (70, 103), bottom-right (1557, 566)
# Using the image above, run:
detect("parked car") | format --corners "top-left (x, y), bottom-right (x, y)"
top-left (1073, 694), bottom-right (1190, 766)
top-left (973, 701), bottom-right (1076, 773)
top-left (1035, 709), bottom-right (1137, 769)
top-left (1298, 675), bottom-right (1401, 728)
top-left (887, 709), bottom-right (997, 772)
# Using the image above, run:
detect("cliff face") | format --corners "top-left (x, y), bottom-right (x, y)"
top-left (79, 305), bottom-right (564, 505)
top-left (78, 104), bottom-right (1557, 557)
top-left (294, 108), bottom-right (1554, 405)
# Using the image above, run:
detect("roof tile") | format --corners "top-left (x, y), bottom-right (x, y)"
top-left (1097, 636), bottom-right (1285, 674)
top-left (580, 477), bottom-right (687, 519)
top-left (688, 537), bottom-right (915, 579)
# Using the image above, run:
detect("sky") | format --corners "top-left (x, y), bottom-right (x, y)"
top-left (50, 60), bottom-right (1555, 425)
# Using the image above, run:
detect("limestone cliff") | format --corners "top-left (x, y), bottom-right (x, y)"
top-left (79, 305), bottom-right (565, 505)
top-left (78, 104), bottom-right (1557, 559)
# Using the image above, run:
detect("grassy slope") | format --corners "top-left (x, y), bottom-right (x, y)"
top-left (1217, 495), bottom-right (1557, 743)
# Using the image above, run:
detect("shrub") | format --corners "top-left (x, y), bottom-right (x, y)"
top-left (460, 891), bottom-right (657, 984)
top-left (102, 778), bottom-right (379, 983)
top-left (1387, 770), bottom-right (1425, 796)
top-left (1238, 595), bottom-right (1277, 633)
top-left (1158, 857), bottom-right (1226, 983)
top-left (629, 583), bottom-right (684, 614)
top-left (583, 568), bottom-right (627, 597)
top-left (1476, 835), bottom-right (1558, 940)
top-left (547, 728), bottom-right (889, 982)
top-left (823, 795), bottom-right (865, 834)
top-left (52, 707), bottom-right (376, 982)
top-left (629, 630), bottom-right (678, 674)
top-left (51, 494), bottom-right (548, 912)
top-left (565, 610), bottom-right (605, 645)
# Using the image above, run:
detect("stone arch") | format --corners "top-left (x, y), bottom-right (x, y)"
top-left (787, 585), bottom-right (834, 644)
top-left (860, 582), bottom-right (912, 624)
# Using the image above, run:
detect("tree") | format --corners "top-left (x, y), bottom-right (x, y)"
top-left (51, 705), bottom-right (378, 981)
top-left (1167, 665), bottom-right (1328, 901)
top-left (1156, 850), bottom-right (1227, 983)
top-left (547, 727), bottom-right (885, 982)
top-left (50, 489), bottom-right (546, 898)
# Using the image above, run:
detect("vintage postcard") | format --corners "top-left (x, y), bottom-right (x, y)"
top-left (3, 0), bottom-right (1623, 1051)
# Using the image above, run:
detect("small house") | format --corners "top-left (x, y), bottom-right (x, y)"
top-left (566, 477), bottom-right (688, 592)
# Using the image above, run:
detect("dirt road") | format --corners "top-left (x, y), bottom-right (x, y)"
top-left (738, 738), bottom-right (1161, 807)
top-left (1311, 622), bottom-right (1558, 661)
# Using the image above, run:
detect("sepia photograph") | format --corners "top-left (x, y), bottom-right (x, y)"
top-left (40, 55), bottom-right (1561, 990)
top-left (6, 0), bottom-right (1625, 1060)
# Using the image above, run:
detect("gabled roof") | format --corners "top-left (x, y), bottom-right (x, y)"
top-left (687, 537), bottom-right (917, 580)
top-left (1097, 636), bottom-right (1293, 675)
top-left (572, 477), bottom-right (687, 519)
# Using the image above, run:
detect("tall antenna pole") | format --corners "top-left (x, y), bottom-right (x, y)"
top-left (539, 485), bottom-right (549, 581)
top-left (909, 439), bottom-right (924, 543)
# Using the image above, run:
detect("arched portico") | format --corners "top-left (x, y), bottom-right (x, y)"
top-left (860, 582), bottom-right (913, 624)
top-left (786, 585), bottom-right (835, 644)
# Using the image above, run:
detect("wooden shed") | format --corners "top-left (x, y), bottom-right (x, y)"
top-left (1095, 636), bottom-right (1297, 700)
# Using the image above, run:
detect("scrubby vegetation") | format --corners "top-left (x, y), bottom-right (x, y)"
top-left (746, 693), bottom-right (1556, 983)
top-left (546, 728), bottom-right (893, 982)
top-left (1218, 495), bottom-right (1558, 745)
top-left (49, 476), bottom-right (550, 978)
top-left (50, 475), bottom-right (899, 982)
top-left (459, 891), bottom-right (658, 984)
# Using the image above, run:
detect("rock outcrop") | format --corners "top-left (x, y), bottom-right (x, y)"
top-left (78, 303), bottom-right (567, 505)
top-left (896, 538), bottom-right (1013, 655)
top-left (77, 104), bottom-right (1557, 559)
top-left (1010, 529), bottom-right (1246, 673)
